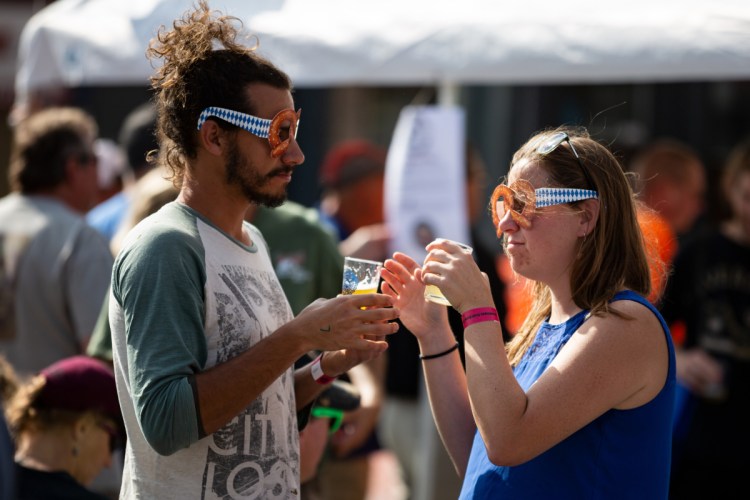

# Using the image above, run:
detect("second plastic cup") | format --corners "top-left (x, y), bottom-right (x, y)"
top-left (423, 239), bottom-right (473, 306)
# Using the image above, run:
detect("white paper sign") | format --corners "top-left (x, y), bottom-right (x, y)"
top-left (384, 105), bottom-right (469, 263)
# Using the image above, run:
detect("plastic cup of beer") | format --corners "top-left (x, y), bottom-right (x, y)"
top-left (423, 239), bottom-right (473, 306)
top-left (342, 257), bottom-right (383, 295)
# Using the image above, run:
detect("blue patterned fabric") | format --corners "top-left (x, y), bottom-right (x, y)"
top-left (196, 107), bottom-right (272, 138)
top-left (535, 188), bottom-right (598, 207)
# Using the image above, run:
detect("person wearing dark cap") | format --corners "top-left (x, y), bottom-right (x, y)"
top-left (2, 355), bottom-right (123, 499)
top-left (87, 101), bottom-right (159, 242)
top-left (318, 139), bottom-right (391, 261)
top-left (0, 355), bottom-right (16, 500)
top-left (308, 139), bottom-right (391, 499)
top-left (0, 400), bottom-right (13, 500)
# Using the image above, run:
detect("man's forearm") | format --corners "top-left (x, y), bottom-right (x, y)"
top-left (194, 325), bottom-right (307, 435)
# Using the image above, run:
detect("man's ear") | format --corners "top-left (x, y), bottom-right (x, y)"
top-left (578, 198), bottom-right (600, 237)
top-left (198, 120), bottom-right (228, 156)
top-left (64, 152), bottom-right (90, 185)
top-left (63, 154), bottom-right (80, 183)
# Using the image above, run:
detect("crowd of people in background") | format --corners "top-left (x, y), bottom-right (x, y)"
top-left (0, 1), bottom-right (748, 499)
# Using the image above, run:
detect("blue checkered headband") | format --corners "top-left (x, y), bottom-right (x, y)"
top-left (535, 188), bottom-right (598, 208)
top-left (196, 107), bottom-right (271, 138)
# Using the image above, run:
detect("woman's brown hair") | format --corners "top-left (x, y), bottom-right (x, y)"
top-left (502, 127), bottom-right (651, 366)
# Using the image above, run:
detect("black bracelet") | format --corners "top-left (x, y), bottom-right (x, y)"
top-left (419, 342), bottom-right (460, 361)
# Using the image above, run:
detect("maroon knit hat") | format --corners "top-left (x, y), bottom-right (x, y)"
top-left (35, 356), bottom-right (122, 430)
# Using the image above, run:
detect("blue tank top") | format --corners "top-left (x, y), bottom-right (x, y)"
top-left (459, 290), bottom-right (675, 499)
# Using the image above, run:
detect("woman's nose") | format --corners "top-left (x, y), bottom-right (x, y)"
top-left (497, 208), bottom-right (518, 234)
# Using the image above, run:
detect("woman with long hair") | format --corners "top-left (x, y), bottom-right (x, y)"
top-left (381, 127), bottom-right (675, 498)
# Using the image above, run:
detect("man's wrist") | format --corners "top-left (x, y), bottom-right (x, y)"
top-left (311, 353), bottom-right (336, 385)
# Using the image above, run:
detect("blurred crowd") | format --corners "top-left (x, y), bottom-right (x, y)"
top-left (0, 3), bottom-right (749, 500)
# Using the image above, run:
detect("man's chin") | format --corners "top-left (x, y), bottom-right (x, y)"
top-left (240, 179), bottom-right (289, 208)
top-left (260, 197), bottom-right (287, 209)
top-left (253, 192), bottom-right (287, 209)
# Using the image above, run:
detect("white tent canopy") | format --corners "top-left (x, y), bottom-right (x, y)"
top-left (15, 0), bottom-right (750, 101)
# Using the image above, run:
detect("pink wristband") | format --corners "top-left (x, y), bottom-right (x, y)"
top-left (461, 307), bottom-right (499, 329)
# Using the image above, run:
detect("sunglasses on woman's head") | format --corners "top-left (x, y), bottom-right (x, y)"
top-left (536, 131), bottom-right (596, 191)
top-left (491, 179), bottom-right (598, 232)
top-left (197, 107), bottom-right (301, 158)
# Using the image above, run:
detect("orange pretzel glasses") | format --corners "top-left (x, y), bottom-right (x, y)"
top-left (491, 179), bottom-right (598, 234)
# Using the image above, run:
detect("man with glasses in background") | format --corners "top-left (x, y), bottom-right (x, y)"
top-left (0, 107), bottom-right (113, 376)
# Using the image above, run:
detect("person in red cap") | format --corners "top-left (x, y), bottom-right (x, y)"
top-left (313, 139), bottom-right (391, 498)
top-left (2, 355), bottom-right (122, 499)
top-left (318, 139), bottom-right (391, 260)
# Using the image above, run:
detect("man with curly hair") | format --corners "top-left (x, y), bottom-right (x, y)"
top-left (109, 2), bottom-right (399, 498)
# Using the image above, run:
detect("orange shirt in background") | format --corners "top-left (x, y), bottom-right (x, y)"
top-left (637, 208), bottom-right (678, 305)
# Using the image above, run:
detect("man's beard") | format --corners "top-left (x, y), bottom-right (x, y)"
top-left (225, 140), bottom-right (290, 208)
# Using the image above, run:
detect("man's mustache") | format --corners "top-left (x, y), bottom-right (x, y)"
top-left (267, 166), bottom-right (294, 178)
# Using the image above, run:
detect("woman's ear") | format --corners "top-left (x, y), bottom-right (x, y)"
top-left (74, 413), bottom-right (94, 435)
top-left (578, 198), bottom-right (600, 237)
top-left (68, 415), bottom-right (88, 448)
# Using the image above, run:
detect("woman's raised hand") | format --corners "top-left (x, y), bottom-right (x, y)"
top-left (381, 252), bottom-right (447, 338)
top-left (422, 239), bottom-right (492, 314)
